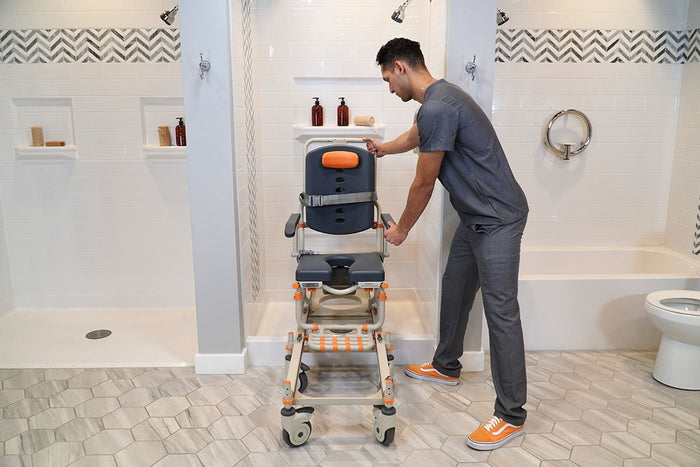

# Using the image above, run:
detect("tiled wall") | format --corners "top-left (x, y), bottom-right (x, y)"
top-left (666, 1), bottom-right (700, 256)
top-left (0, 1), bottom-right (179, 29)
top-left (253, 0), bottom-right (431, 300)
top-left (0, 1), bottom-right (195, 311)
top-left (415, 0), bottom-right (447, 337)
top-left (0, 202), bottom-right (12, 315)
top-left (665, 60), bottom-right (700, 255)
top-left (497, 0), bottom-right (690, 30)
top-left (494, 0), bottom-right (695, 248)
top-left (2, 0), bottom-right (697, 323)
top-left (232, 0), bottom-right (267, 336)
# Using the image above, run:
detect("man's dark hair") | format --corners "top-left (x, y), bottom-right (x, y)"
top-left (375, 37), bottom-right (426, 70)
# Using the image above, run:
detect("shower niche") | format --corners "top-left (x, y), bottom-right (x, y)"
top-left (11, 97), bottom-right (77, 160)
top-left (292, 75), bottom-right (386, 140)
top-left (140, 97), bottom-right (187, 159)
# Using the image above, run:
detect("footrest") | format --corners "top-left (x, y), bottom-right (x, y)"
top-left (307, 331), bottom-right (375, 352)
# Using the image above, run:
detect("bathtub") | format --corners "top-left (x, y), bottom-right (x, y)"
top-left (515, 247), bottom-right (700, 350)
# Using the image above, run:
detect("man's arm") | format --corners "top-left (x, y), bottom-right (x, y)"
top-left (363, 124), bottom-right (419, 157)
top-left (384, 150), bottom-right (444, 246)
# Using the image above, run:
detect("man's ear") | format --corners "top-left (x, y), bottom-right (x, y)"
top-left (394, 60), bottom-right (405, 74)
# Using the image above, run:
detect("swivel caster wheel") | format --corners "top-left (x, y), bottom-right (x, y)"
top-left (375, 426), bottom-right (395, 446)
top-left (281, 406), bottom-right (314, 448)
top-left (282, 421), bottom-right (312, 447)
top-left (373, 405), bottom-right (396, 446)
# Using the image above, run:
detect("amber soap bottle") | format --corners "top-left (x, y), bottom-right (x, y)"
top-left (312, 97), bottom-right (323, 126)
top-left (175, 117), bottom-right (186, 146)
top-left (337, 97), bottom-right (349, 126)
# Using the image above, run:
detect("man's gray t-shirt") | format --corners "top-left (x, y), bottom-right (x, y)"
top-left (417, 79), bottom-right (528, 225)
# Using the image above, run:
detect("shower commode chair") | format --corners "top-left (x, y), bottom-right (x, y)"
top-left (281, 138), bottom-right (396, 447)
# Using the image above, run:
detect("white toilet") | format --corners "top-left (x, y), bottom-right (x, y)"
top-left (644, 290), bottom-right (700, 390)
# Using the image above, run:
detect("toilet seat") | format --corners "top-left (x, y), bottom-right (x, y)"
top-left (646, 290), bottom-right (700, 317)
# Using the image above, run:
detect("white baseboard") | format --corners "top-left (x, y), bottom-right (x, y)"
top-left (195, 348), bottom-right (247, 374)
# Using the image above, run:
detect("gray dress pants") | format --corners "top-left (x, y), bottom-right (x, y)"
top-left (432, 215), bottom-right (528, 426)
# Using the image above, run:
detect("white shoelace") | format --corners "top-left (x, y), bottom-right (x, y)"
top-left (483, 416), bottom-right (503, 432)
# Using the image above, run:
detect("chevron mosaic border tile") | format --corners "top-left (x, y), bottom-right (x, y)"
top-left (241, 0), bottom-right (262, 300)
top-left (496, 28), bottom-right (700, 64)
top-left (0, 28), bottom-right (180, 64)
top-left (694, 196), bottom-right (700, 255)
top-left (2, 27), bottom-right (698, 65)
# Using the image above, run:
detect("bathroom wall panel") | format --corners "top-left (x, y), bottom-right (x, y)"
top-left (692, 0), bottom-right (700, 28)
top-left (493, 53), bottom-right (684, 247)
top-left (5, 0), bottom-right (172, 29)
top-left (230, 0), bottom-right (266, 335)
top-left (0, 3), bottom-right (195, 309)
top-left (666, 61), bottom-right (700, 256)
top-left (500, 0), bottom-right (689, 30)
top-left (0, 198), bottom-right (13, 316)
top-left (252, 0), bottom-right (430, 296)
top-left (414, 0), bottom-right (447, 337)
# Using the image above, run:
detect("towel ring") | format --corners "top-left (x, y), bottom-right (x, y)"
top-left (544, 109), bottom-right (592, 160)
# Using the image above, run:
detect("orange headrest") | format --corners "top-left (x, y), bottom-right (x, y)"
top-left (322, 151), bottom-right (359, 169)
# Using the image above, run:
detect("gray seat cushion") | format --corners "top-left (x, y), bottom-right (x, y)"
top-left (296, 253), bottom-right (385, 282)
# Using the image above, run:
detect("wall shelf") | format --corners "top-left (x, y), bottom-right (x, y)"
top-left (294, 124), bottom-right (385, 141)
top-left (15, 145), bottom-right (77, 160)
top-left (139, 97), bottom-right (185, 158)
top-left (142, 145), bottom-right (187, 159)
top-left (293, 76), bottom-right (383, 85)
top-left (11, 97), bottom-right (77, 153)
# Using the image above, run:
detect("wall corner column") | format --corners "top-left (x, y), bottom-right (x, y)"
top-left (439, 0), bottom-right (498, 371)
top-left (180, 0), bottom-right (247, 374)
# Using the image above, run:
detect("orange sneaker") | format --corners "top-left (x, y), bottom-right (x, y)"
top-left (404, 363), bottom-right (459, 385)
top-left (466, 416), bottom-right (524, 450)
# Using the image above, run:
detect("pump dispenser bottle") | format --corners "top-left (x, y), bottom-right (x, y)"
top-left (175, 117), bottom-right (186, 146)
top-left (311, 97), bottom-right (323, 126)
top-left (337, 97), bottom-right (349, 126)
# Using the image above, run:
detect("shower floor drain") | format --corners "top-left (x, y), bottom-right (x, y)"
top-left (85, 329), bottom-right (112, 340)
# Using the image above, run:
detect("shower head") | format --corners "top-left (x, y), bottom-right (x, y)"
top-left (391, 0), bottom-right (412, 23)
top-left (497, 8), bottom-right (509, 26)
top-left (160, 4), bottom-right (179, 26)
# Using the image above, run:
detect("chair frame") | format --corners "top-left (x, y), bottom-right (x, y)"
top-left (281, 138), bottom-right (397, 447)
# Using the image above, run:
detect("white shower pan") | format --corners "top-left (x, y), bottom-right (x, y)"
top-left (0, 308), bottom-right (197, 368)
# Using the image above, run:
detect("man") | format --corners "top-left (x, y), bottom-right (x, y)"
top-left (363, 37), bottom-right (529, 451)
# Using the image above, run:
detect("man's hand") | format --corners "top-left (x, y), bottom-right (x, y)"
top-left (384, 221), bottom-right (408, 246)
top-left (363, 137), bottom-right (386, 158)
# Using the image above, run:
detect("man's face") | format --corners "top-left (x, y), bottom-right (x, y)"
top-left (381, 63), bottom-right (411, 102)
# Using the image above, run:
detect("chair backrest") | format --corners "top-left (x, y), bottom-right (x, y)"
top-left (304, 144), bottom-right (375, 235)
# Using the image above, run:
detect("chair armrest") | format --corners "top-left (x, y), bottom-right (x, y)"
top-left (380, 213), bottom-right (395, 229)
top-left (285, 213), bottom-right (301, 238)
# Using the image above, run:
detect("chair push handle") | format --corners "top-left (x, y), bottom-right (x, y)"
top-left (380, 213), bottom-right (395, 230)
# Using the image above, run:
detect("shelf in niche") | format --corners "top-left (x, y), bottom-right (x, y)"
top-left (142, 145), bottom-right (187, 159)
top-left (139, 96), bottom-right (185, 158)
top-left (293, 76), bottom-right (383, 85)
top-left (294, 124), bottom-right (385, 141)
top-left (10, 97), bottom-right (77, 154)
top-left (15, 145), bottom-right (77, 160)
